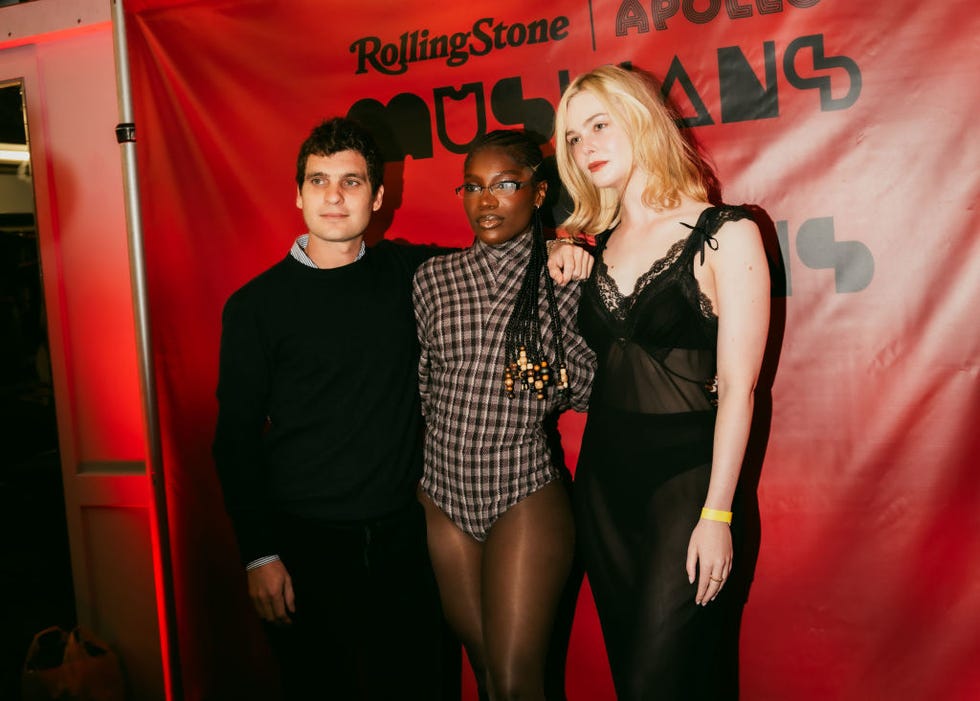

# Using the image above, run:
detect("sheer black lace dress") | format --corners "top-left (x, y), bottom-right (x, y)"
top-left (574, 205), bottom-right (750, 700)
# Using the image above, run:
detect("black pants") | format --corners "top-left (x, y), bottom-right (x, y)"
top-left (265, 502), bottom-right (446, 701)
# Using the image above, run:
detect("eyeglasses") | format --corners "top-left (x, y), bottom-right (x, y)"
top-left (455, 180), bottom-right (530, 199)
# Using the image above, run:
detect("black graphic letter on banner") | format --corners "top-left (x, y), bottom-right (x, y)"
top-left (490, 77), bottom-right (555, 139)
top-left (434, 83), bottom-right (487, 154)
top-left (662, 57), bottom-right (713, 127)
top-left (796, 217), bottom-right (874, 293)
top-left (784, 34), bottom-right (861, 111)
top-left (348, 94), bottom-right (433, 161)
top-left (719, 41), bottom-right (778, 122)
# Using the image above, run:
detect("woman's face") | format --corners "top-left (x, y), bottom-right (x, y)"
top-left (563, 90), bottom-right (634, 191)
top-left (460, 147), bottom-right (546, 246)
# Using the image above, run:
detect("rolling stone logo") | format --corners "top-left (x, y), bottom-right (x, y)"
top-left (350, 15), bottom-right (571, 74)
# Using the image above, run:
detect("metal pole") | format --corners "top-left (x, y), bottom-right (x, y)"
top-left (109, 1), bottom-right (183, 698)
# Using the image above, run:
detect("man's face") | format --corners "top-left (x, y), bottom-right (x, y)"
top-left (295, 150), bottom-right (383, 245)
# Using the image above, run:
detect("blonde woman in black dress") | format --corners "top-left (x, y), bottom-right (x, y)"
top-left (554, 65), bottom-right (770, 700)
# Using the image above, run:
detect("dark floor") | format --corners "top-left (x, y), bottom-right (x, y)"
top-left (0, 378), bottom-right (76, 700)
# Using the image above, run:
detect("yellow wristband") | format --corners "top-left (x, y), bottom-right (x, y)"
top-left (700, 507), bottom-right (733, 524)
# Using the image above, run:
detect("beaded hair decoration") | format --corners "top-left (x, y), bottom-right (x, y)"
top-left (502, 206), bottom-right (569, 400)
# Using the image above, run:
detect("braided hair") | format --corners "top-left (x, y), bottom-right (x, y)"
top-left (465, 130), bottom-right (570, 400)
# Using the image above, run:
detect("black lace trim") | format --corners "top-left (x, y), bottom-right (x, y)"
top-left (594, 205), bottom-right (750, 322)
top-left (594, 236), bottom-right (688, 321)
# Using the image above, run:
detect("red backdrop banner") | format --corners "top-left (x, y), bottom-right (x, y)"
top-left (124, 1), bottom-right (980, 698)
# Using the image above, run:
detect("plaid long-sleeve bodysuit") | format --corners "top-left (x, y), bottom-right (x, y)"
top-left (412, 231), bottom-right (595, 541)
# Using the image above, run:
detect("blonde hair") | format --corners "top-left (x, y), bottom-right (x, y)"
top-left (554, 64), bottom-right (709, 235)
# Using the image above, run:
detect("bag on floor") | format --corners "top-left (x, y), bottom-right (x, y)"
top-left (21, 625), bottom-right (126, 701)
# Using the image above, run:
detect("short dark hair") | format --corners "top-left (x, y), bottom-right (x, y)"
top-left (295, 117), bottom-right (384, 193)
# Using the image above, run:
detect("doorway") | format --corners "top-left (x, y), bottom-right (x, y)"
top-left (0, 79), bottom-right (76, 699)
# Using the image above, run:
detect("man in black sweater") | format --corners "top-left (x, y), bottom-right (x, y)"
top-left (213, 118), bottom-right (449, 700)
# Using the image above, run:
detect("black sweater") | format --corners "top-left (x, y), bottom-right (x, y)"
top-left (213, 241), bottom-right (441, 563)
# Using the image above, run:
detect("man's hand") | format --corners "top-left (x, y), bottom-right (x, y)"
top-left (248, 559), bottom-right (295, 624)
top-left (547, 239), bottom-right (594, 285)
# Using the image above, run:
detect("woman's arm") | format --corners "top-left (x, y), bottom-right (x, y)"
top-left (686, 216), bottom-right (770, 605)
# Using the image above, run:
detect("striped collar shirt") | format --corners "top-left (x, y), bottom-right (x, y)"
top-left (290, 234), bottom-right (366, 267)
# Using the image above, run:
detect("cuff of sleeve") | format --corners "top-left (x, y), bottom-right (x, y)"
top-left (245, 554), bottom-right (280, 571)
